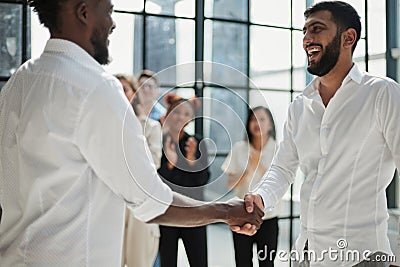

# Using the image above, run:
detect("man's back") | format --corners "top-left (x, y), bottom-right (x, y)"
top-left (0, 39), bottom-right (136, 266)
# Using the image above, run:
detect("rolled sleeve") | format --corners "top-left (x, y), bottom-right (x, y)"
top-left (129, 180), bottom-right (173, 222)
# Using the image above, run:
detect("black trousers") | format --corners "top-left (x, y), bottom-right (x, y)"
top-left (232, 217), bottom-right (279, 267)
top-left (159, 225), bottom-right (208, 267)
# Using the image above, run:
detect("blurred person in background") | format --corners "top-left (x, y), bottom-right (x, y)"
top-left (115, 74), bottom-right (162, 267)
top-left (158, 93), bottom-right (210, 267)
top-left (222, 106), bottom-right (279, 267)
top-left (137, 70), bottom-right (166, 122)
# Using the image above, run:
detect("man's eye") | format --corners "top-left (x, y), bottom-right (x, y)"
top-left (312, 26), bottom-right (322, 32)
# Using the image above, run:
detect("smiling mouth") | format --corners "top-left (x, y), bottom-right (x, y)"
top-left (306, 45), bottom-right (322, 61)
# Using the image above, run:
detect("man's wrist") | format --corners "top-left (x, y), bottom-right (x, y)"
top-left (211, 202), bottom-right (229, 223)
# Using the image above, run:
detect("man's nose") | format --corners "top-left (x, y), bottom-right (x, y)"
top-left (303, 32), bottom-right (313, 48)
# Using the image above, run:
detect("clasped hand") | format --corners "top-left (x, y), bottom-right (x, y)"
top-left (225, 195), bottom-right (264, 236)
top-left (229, 194), bottom-right (265, 236)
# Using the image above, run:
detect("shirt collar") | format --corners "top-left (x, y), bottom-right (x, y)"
top-left (303, 63), bottom-right (364, 98)
top-left (43, 38), bottom-right (104, 72)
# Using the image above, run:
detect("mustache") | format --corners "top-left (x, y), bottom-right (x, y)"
top-left (306, 43), bottom-right (323, 49)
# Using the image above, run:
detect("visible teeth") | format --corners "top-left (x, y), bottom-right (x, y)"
top-left (308, 47), bottom-right (321, 55)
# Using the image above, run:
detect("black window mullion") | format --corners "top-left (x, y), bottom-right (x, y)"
top-left (195, 0), bottom-right (205, 136)
top-left (245, 0), bottom-right (250, 104)
top-left (22, 1), bottom-right (28, 62)
top-left (365, 0), bottom-right (369, 71)
top-left (142, 1), bottom-right (147, 70)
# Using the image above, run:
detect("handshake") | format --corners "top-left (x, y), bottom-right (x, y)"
top-left (150, 193), bottom-right (265, 236)
top-left (225, 194), bottom-right (265, 236)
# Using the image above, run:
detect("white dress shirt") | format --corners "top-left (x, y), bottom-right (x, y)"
top-left (221, 139), bottom-right (279, 219)
top-left (252, 64), bottom-right (400, 266)
top-left (0, 39), bottom-right (173, 267)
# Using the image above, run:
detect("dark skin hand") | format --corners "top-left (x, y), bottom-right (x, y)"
top-left (149, 192), bottom-right (264, 235)
top-left (230, 193), bottom-right (265, 235)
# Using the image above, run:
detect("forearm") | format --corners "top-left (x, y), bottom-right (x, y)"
top-left (148, 192), bottom-right (227, 227)
top-left (251, 164), bottom-right (292, 211)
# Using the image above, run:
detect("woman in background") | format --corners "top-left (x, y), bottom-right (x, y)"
top-left (158, 93), bottom-right (210, 267)
top-left (222, 106), bottom-right (279, 267)
top-left (115, 74), bottom-right (162, 267)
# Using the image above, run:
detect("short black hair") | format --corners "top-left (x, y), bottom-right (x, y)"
top-left (28, 0), bottom-right (66, 32)
top-left (246, 106), bottom-right (276, 144)
top-left (304, 1), bottom-right (361, 53)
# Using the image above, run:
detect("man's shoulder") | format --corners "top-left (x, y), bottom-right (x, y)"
top-left (362, 71), bottom-right (399, 89)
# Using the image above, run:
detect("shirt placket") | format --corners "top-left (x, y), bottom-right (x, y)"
top-left (307, 93), bottom-right (329, 244)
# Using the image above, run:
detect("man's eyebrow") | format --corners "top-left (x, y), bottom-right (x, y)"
top-left (302, 21), bottom-right (327, 32)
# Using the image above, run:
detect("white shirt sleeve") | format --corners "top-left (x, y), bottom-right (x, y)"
top-left (252, 104), bottom-right (299, 211)
top-left (377, 79), bottom-right (400, 169)
top-left (74, 78), bottom-right (172, 222)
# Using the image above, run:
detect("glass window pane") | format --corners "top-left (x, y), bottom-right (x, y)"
top-left (104, 13), bottom-right (142, 76)
top-left (292, 218), bottom-right (301, 245)
top-left (146, 17), bottom-right (195, 85)
top-left (30, 8), bottom-right (50, 59)
top-left (113, 0), bottom-right (143, 12)
top-left (369, 58), bottom-right (387, 78)
top-left (293, 31), bottom-right (308, 90)
top-left (251, 0), bottom-right (291, 27)
top-left (250, 26), bottom-right (291, 90)
top-left (353, 38), bottom-right (366, 64)
top-left (277, 218), bottom-right (301, 258)
top-left (293, 68), bottom-right (307, 91)
top-left (146, 0), bottom-right (195, 18)
top-left (0, 3), bottom-right (22, 76)
top-left (293, 31), bottom-right (306, 68)
top-left (356, 61), bottom-right (366, 72)
top-left (293, 0), bottom-right (307, 29)
top-left (204, 20), bottom-right (248, 87)
top-left (113, 0), bottom-right (144, 12)
top-left (203, 87), bottom-right (248, 153)
top-left (368, 0), bottom-right (386, 55)
top-left (277, 219), bottom-right (291, 257)
top-left (205, 0), bottom-right (247, 21)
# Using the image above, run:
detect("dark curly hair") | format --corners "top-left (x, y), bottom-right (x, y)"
top-left (304, 1), bottom-right (361, 54)
top-left (28, 0), bottom-right (67, 32)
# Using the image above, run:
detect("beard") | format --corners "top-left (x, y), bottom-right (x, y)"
top-left (90, 29), bottom-right (111, 65)
top-left (307, 31), bottom-right (341, 77)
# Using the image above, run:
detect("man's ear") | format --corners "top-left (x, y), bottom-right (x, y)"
top-left (343, 28), bottom-right (357, 50)
top-left (76, 1), bottom-right (89, 25)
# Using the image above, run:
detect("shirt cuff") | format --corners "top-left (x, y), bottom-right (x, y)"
top-left (250, 188), bottom-right (274, 213)
top-left (129, 181), bottom-right (173, 222)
